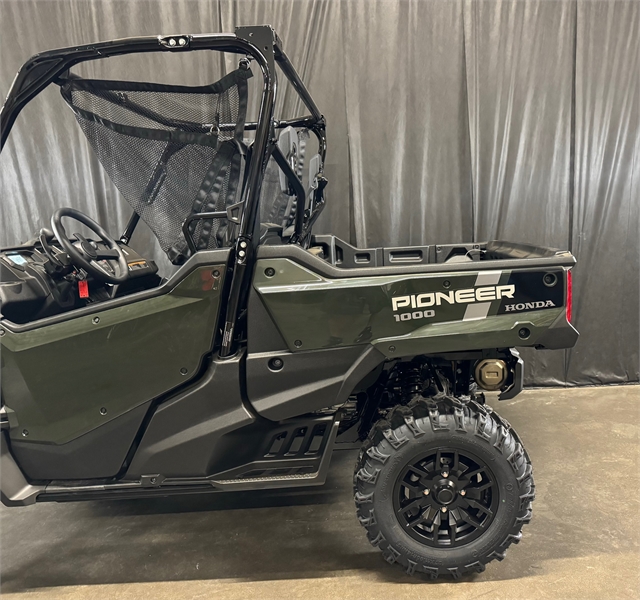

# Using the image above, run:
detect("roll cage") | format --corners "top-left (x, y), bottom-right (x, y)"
top-left (0, 25), bottom-right (327, 357)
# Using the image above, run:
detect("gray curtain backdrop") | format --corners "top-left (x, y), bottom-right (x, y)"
top-left (0, 0), bottom-right (638, 386)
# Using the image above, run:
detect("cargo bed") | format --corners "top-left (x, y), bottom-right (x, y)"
top-left (308, 235), bottom-right (575, 270)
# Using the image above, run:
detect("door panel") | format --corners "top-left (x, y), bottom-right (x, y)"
top-left (1, 262), bottom-right (227, 445)
top-left (10, 401), bottom-right (150, 480)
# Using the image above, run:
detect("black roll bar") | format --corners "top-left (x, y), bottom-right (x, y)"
top-left (0, 25), bottom-right (327, 357)
top-left (1, 34), bottom-right (265, 149)
top-left (274, 43), bottom-right (323, 122)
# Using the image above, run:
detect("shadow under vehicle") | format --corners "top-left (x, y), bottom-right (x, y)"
top-left (0, 25), bottom-right (578, 579)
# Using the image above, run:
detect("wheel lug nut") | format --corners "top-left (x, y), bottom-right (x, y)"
top-left (442, 472), bottom-right (449, 478)
top-left (423, 489), bottom-right (430, 495)
top-left (441, 507), bottom-right (447, 513)
top-left (460, 490), bottom-right (466, 496)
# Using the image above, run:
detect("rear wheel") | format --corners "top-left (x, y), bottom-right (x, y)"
top-left (353, 396), bottom-right (534, 579)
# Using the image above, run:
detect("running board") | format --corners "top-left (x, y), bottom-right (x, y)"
top-left (208, 413), bottom-right (339, 490)
top-left (36, 415), bottom-right (340, 502)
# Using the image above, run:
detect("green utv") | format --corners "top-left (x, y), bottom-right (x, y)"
top-left (0, 26), bottom-right (578, 579)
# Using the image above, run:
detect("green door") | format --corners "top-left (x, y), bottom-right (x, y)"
top-left (1, 263), bottom-right (227, 445)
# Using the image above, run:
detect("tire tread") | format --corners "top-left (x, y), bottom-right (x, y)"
top-left (353, 396), bottom-right (535, 580)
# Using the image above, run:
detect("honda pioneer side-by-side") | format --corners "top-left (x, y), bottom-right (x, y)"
top-left (0, 26), bottom-right (578, 579)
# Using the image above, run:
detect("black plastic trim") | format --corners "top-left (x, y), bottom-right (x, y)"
top-left (35, 415), bottom-right (340, 502)
top-left (126, 352), bottom-right (254, 479)
top-left (257, 240), bottom-right (576, 279)
top-left (1, 433), bottom-right (44, 506)
top-left (499, 349), bottom-right (524, 401)
top-left (532, 311), bottom-right (580, 350)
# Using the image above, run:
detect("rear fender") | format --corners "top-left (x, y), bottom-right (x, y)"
top-left (246, 345), bottom-right (385, 421)
top-left (252, 254), bottom-right (578, 357)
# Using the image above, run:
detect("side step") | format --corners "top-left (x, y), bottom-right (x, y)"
top-left (208, 414), bottom-right (339, 490)
top-left (36, 414), bottom-right (340, 502)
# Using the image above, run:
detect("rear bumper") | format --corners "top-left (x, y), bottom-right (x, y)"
top-left (496, 312), bottom-right (578, 402)
top-left (533, 312), bottom-right (580, 350)
top-left (499, 349), bottom-right (524, 401)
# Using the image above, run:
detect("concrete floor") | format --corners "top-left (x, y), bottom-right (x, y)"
top-left (1, 386), bottom-right (638, 599)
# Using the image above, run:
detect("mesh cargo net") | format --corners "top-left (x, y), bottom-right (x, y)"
top-left (59, 67), bottom-right (251, 264)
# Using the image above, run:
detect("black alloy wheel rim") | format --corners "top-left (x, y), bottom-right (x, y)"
top-left (393, 448), bottom-right (499, 548)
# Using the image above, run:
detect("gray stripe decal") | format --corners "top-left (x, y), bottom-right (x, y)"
top-left (474, 270), bottom-right (502, 286)
top-left (463, 302), bottom-right (492, 321)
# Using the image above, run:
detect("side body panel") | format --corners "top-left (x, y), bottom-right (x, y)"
top-left (246, 345), bottom-right (384, 421)
top-left (1, 264), bottom-right (226, 446)
top-left (246, 246), bottom-right (577, 421)
top-left (10, 402), bottom-right (150, 480)
top-left (245, 287), bottom-right (386, 421)
top-left (125, 352), bottom-right (254, 479)
top-left (253, 256), bottom-right (574, 358)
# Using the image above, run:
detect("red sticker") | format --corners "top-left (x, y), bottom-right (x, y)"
top-left (78, 280), bottom-right (89, 299)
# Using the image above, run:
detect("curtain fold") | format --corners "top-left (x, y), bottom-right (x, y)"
top-left (341, 0), bottom-right (474, 248)
top-left (566, 0), bottom-right (640, 384)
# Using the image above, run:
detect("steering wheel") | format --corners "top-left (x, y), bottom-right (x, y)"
top-left (51, 207), bottom-right (129, 284)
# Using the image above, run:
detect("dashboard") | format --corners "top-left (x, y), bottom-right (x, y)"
top-left (0, 238), bottom-right (159, 324)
